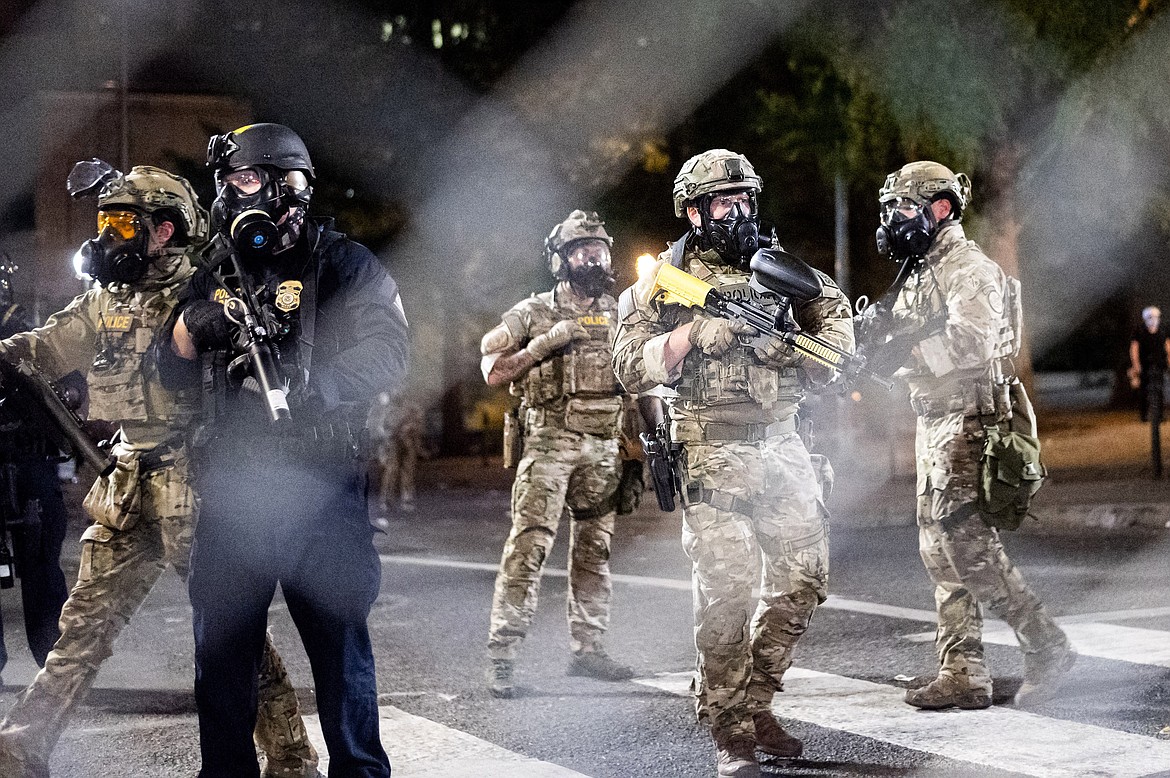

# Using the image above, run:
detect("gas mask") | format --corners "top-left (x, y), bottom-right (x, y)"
top-left (77, 210), bottom-right (153, 285)
top-left (211, 166), bottom-right (312, 259)
top-left (876, 197), bottom-right (937, 261)
top-left (564, 240), bottom-right (615, 298)
top-left (696, 190), bottom-right (761, 268)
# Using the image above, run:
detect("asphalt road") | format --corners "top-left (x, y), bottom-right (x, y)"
top-left (2, 478), bottom-right (1170, 777)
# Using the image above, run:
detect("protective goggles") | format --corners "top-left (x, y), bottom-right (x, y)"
top-left (708, 191), bottom-right (756, 218)
top-left (96, 210), bottom-right (143, 240)
top-left (221, 167), bottom-right (310, 196)
top-left (567, 242), bottom-right (611, 269)
top-left (880, 197), bottom-right (926, 227)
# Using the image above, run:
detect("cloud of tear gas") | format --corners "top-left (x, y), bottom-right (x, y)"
top-left (1017, 14), bottom-right (1170, 357)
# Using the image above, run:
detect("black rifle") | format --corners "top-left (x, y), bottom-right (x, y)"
top-left (205, 246), bottom-right (292, 425)
top-left (0, 358), bottom-right (115, 476)
top-left (852, 255), bottom-right (947, 380)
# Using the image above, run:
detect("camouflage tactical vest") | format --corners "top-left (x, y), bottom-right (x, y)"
top-left (674, 274), bottom-right (802, 413)
top-left (88, 289), bottom-right (198, 431)
top-left (513, 290), bottom-right (622, 436)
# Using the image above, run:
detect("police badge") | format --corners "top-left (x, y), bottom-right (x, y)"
top-left (275, 280), bottom-right (303, 313)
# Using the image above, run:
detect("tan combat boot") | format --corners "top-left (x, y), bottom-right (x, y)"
top-left (904, 674), bottom-right (991, 710)
top-left (713, 731), bottom-right (760, 778)
top-left (567, 650), bottom-right (635, 681)
top-left (261, 758), bottom-right (323, 778)
top-left (752, 710), bottom-right (803, 758)
top-left (487, 658), bottom-right (516, 699)
top-left (0, 739), bottom-right (49, 778)
top-left (1014, 643), bottom-right (1077, 707)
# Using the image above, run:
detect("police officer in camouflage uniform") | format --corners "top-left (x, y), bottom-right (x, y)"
top-left (613, 150), bottom-right (853, 778)
top-left (877, 161), bottom-right (1075, 711)
top-left (481, 210), bottom-right (635, 698)
top-left (0, 163), bottom-right (318, 778)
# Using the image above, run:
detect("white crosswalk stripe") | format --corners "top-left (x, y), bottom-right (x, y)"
top-left (303, 706), bottom-right (590, 777)
top-left (638, 669), bottom-right (1170, 778)
top-left (380, 554), bottom-right (1170, 776)
top-left (903, 621), bottom-right (1170, 667)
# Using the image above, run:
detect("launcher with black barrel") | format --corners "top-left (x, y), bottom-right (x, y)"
top-left (0, 357), bottom-right (115, 476)
top-left (650, 249), bottom-right (892, 390)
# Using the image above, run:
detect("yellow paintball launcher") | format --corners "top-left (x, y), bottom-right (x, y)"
top-left (652, 250), bottom-right (892, 389)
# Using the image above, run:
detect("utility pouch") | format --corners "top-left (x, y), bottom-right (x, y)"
top-left (615, 459), bottom-right (644, 516)
top-left (82, 449), bottom-right (142, 531)
top-left (563, 397), bottom-right (623, 437)
top-left (977, 425), bottom-right (1046, 531)
top-left (503, 407), bottom-right (522, 469)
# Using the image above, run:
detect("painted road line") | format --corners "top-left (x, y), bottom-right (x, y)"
top-left (638, 669), bottom-right (1170, 778)
top-left (978, 622), bottom-right (1170, 667)
top-left (381, 554), bottom-right (1170, 636)
top-left (903, 622), bottom-right (1170, 667)
top-left (381, 553), bottom-right (691, 591)
top-left (304, 706), bottom-right (591, 778)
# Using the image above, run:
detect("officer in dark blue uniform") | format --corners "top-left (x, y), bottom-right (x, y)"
top-left (158, 124), bottom-right (406, 778)
top-left (0, 258), bottom-right (70, 681)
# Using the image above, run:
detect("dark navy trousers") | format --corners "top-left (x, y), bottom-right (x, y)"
top-left (189, 445), bottom-right (389, 778)
top-left (0, 460), bottom-right (69, 674)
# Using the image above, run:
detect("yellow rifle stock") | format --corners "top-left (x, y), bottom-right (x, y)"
top-left (649, 261), bottom-right (890, 388)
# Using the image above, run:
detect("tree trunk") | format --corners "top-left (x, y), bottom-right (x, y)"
top-left (833, 171), bottom-right (850, 298)
top-left (983, 142), bottom-right (1035, 398)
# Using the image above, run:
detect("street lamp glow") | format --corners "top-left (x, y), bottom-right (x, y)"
top-left (636, 252), bottom-right (658, 280)
top-left (71, 248), bottom-right (89, 280)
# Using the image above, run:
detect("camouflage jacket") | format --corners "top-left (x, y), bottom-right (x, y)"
top-left (612, 244), bottom-right (853, 437)
top-left (890, 222), bottom-right (1016, 408)
top-left (0, 247), bottom-right (198, 449)
top-left (481, 283), bottom-right (622, 434)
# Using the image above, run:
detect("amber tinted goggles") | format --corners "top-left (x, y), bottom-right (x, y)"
top-left (96, 210), bottom-right (143, 240)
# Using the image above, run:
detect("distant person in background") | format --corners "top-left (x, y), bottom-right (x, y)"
top-left (371, 393), bottom-right (426, 514)
top-left (1128, 306), bottom-right (1170, 422)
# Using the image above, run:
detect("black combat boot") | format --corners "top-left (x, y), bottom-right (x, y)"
top-left (567, 650), bottom-right (635, 681)
top-left (752, 710), bottom-right (803, 758)
top-left (1014, 643), bottom-right (1077, 707)
top-left (487, 658), bottom-right (516, 699)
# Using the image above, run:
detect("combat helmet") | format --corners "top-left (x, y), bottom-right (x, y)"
top-left (68, 159), bottom-right (209, 244)
top-left (879, 161), bottom-right (971, 220)
top-left (672, 149), bottom-right (762, 218)
top-left (544, 210), bottom-right (613, 279)
top-left (207, 123), bottom-right (315, 178)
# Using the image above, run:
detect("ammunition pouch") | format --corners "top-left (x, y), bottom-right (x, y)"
top-left (671, 415), bottom-right (797, 444)
top-left (977, 381), bottom-right (1045, 530)
top-left (83, 447), bottom-right (142, 531)
top-left (562, 397), bottom-right (623, 437)
top-left (615, 459), bottom-right (644, 516)
top-left (977, 427), bottom-right (1045, 530)
top-left (503, 407), bottom-right (523, 469)
top-left (910, 377), bottom-right (1004, 421)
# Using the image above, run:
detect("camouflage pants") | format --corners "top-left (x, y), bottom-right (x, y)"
top-left (916, 412), bottom-right (1067, 692)
top-left (488, 423), bottom-right (620, 660)
top-left (682, 433), bottom-right (827, 740)
top-left (0, 456), bottom-right (313, 769)
top-left (378, 442), bottom-right (418, 507)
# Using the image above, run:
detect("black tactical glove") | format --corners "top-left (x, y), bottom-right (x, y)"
top-left (183, 299), bottom-right (233, 352)
top-left (615, 459), bottom-right (644, 516)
